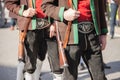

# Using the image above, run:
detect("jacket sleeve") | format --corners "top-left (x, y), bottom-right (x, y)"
top-left (99, 0), bottom-right (108, 35)
top-left (41, 0), bottom-right (65, 22)
top-left (5, 0), bottom-right (25, 16)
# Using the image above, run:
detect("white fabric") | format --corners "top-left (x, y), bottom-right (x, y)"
top-left (16, 61), bottom-right (25, 80)
top-left (34, 60), bottom-right (43, 80)
top-left (24, 72), bottom-right (34, 80)
top-left (53, 73), bottom-right (62, 80)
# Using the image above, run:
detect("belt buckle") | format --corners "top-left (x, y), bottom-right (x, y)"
top-left (36, 18), bottom-right (50, 29)
top-left (78, 21), bottom-right (94, 34)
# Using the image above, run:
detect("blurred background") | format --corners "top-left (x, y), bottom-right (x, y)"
top-left (0, 1), bottom-right (120, 80)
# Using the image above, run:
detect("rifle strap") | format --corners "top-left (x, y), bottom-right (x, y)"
top-left (62, 0), bottom-right (73, 48)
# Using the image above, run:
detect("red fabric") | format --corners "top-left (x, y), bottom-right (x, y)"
top-left (77, 0), bottom-right (92, 22)
top-left (36, 0), bottom-right (46, 18)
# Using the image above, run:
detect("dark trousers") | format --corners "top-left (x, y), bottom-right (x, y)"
top-left (64, 30), bottom-right (107, 80)
top-left (24, 29), bottom-right (47, 73)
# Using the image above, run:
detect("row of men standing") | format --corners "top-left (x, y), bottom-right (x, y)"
top-left (4, 0), bottom-right (113, 80)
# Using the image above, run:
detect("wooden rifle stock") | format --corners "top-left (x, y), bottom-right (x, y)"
top-left (18, 0), bottom-right (32, 60)
top-left (18, 31), bottom-right (25, 60)
top-left (55, 21), bottom-right (68, 68)
top-left (18, 18), bottom-right (31, 60)
top-left (63, 0), bottom-right (73, 48)
top-left (63, 22), bottom-right (72, 48)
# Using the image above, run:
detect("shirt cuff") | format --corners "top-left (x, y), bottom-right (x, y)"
top-left (18, 5), bottom-right (25, 16)
top-left (101, 28), bottom-right (108, 35)
top-left (58, 7), bottom-right (65, 22)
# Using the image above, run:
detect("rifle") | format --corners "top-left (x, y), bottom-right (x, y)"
top-left (18, 0), bottom-right (32, 60)
top-left (63, 0), bottom-right (73, 48)
top-left (18, 18), bottom-right (31, 60)
top-left (55, 21), bottom-right (68, 68)
top-left (55, 0), bottom-right (73, 68)
top-left (62, 22), bottom-right (72, 48)
top-left (17, 1), bottom-right (33, 79)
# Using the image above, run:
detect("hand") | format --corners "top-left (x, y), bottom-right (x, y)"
top-left (64, 8), bottom-right (80, 21)
top-left (49, 24), bottom-right (56, 38)
top-left (99, 35), bottom-right (107, 50)
top-left (22, 8), bottom-right (36, 17)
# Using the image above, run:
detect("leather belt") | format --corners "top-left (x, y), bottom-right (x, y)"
top-left (78, 21), bottom-right (94, 34)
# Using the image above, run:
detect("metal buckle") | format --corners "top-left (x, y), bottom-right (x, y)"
top-left (36, 18), bottom-right (50, 29)
top-left (78, 21), bottom-right (94, 34)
